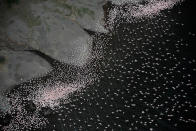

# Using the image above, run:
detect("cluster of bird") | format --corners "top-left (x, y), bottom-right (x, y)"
top-left (0, 0), bottom-right (196, 130)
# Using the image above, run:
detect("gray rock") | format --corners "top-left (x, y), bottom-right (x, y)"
top-left (0, 0), bottom-right (106, 91)
top-left (0, 0), bottom-right (106, 67)
top-left (0, 50), bottom-right (51, 92)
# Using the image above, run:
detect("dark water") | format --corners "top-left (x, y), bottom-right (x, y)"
top-left (41, 1), bottom-right (196, 131)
